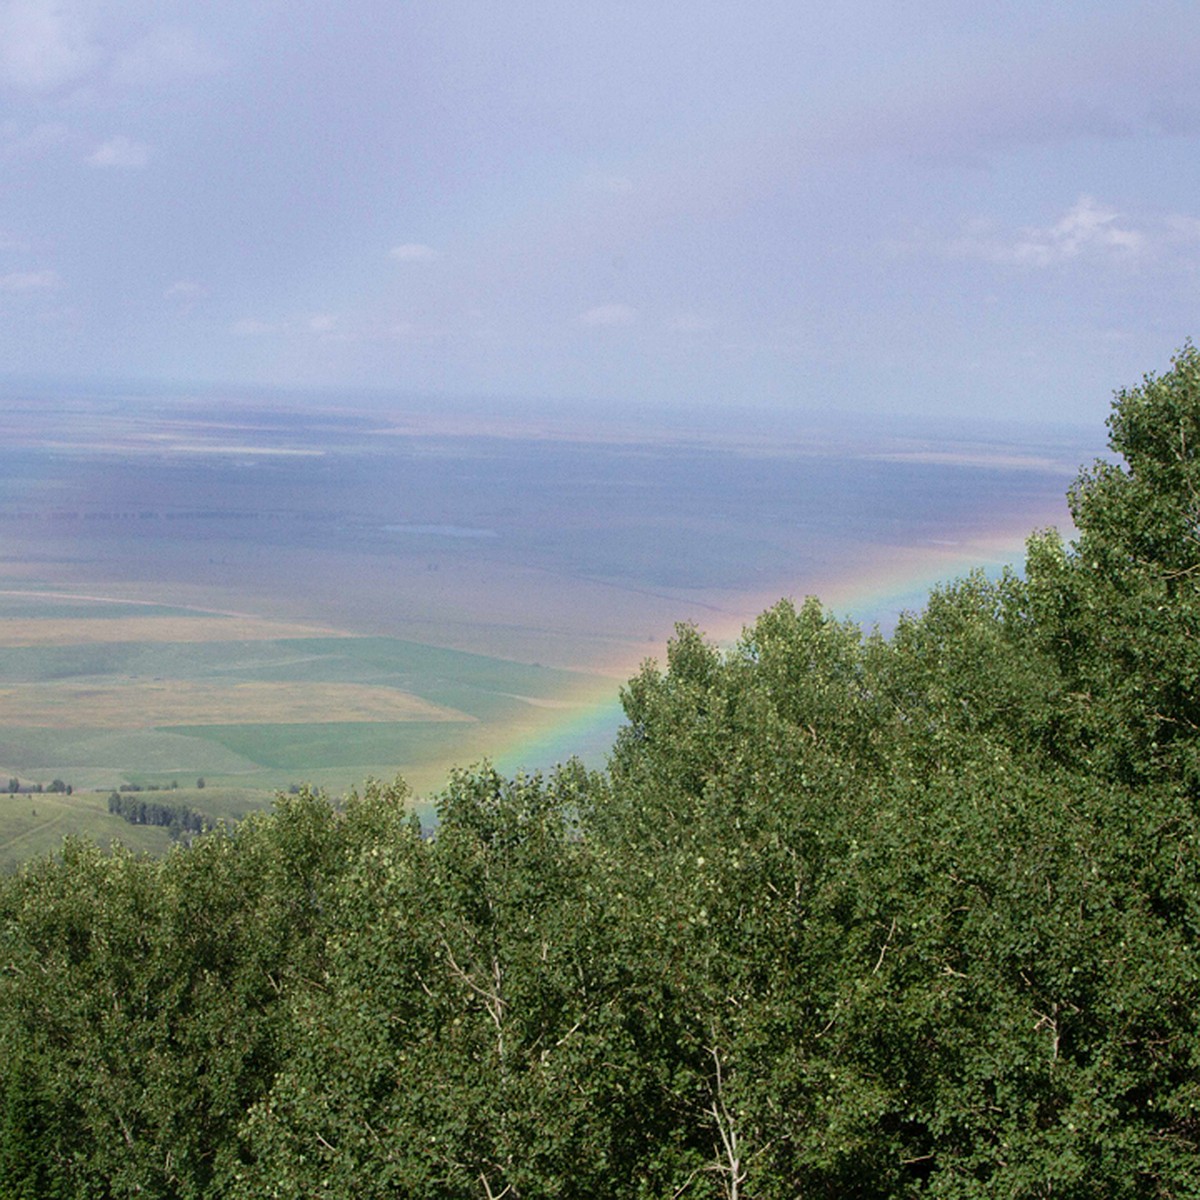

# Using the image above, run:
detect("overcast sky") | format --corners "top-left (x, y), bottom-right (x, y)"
top-left (1, 1), bottom-right (1198, 423)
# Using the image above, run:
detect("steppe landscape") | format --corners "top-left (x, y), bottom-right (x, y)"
top-left (0, 388), bottom-right (1091, 863)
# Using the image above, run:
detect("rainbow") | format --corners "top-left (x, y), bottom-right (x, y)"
top-left (493, 522), bottom-right (1045, 776)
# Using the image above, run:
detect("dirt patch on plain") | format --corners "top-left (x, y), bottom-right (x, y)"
top-left (0, 616), bottom-right (351, 647)
top-left (0, 681), bottom-right (474, 728)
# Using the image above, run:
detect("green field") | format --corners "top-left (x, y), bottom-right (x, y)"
top-left (0, 785), bottom-right (283, 872)
top-left (0, 789), bottom-right (171, 872)
top-left (0, 593), bottom-right (613, 864)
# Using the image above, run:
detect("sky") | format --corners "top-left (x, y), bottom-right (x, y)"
top-left (1, 1), bottom-right (1199, 424)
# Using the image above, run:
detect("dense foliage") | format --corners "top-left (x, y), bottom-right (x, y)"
top-left (4, 348), bottom-right (1200, 1197)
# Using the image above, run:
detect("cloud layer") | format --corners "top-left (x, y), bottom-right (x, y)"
top-left (0, 4), bottom-right (1198, 422)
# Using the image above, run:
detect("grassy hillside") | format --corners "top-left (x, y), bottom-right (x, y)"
top-left (0, 789), bottom-right (170, 871)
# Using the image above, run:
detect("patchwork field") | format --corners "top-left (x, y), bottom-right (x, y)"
top-left (0, 784), bottom-right (280, 873)
top-left (0, 391), bottom-right (1095, 867)
top-left (0, 612), bottom-right (350, 646)
top-left (0, 680), bottom-right (472, 727)
top-left (0, 591), bottom-right (609, 832)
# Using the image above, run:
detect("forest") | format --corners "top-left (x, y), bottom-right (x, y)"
top-left (2, 347), bottom-right (1199, 1198)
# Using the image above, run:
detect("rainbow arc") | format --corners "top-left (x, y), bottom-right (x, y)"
top-left (493, 525), bottom-right (1040, 777)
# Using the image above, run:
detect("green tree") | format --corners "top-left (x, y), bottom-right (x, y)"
top-left (236, 768), bottom-right (668, 1199)
top-left (0, 788), bottom-right (356, 1198)
top-left (5, 347), bottom-right (1200, 1197)
top-left (593, 534), bottom-right (1200, 1195)
top-left (1024, 342), bottom-right (1200, 784)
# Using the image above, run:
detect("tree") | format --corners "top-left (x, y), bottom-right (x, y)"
top-left (1023, 342), bottom-right (1200, 784)
top-left (0, 789), bottom-right (360, 1198)
top-left (5, 346), bottom-right (1200, 1197)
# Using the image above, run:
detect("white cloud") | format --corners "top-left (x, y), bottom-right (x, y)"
top-left (164, 279), bottom-right (207, 301)
top-left (164, 280), bottom-right (207, 314)
top-left (0, 0), bottom-right (97, 91)
top-left (578, 303), bottom-right (637, 327)
top-left (389, 242), bottom-right (439, 262)
top-left (0, 7), bottom-right (223, 95)
top-left (952, 197), bottom-right (1145, 266)
top-left (0, 268), bottom-right (57, 291)
top-left (308, 313), bottom-right (337, 334)
top-left (86, 135), bottom-right (149, 168)
top-left (1014, 197), bottom-right (1144, 263)
top-left (111, 26), bottom-right (222, 88)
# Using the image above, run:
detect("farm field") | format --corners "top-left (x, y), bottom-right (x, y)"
top-left (0, 593), bottom-right (606, 807)
top-left (0, 389), bottom-right (1098, 864)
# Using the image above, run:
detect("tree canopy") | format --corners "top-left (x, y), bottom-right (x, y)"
top-left (3, 347), bottom-right (1200, 1197)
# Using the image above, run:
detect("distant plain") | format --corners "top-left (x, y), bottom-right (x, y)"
top-left (0, 388), bottom-right (1098, 850)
